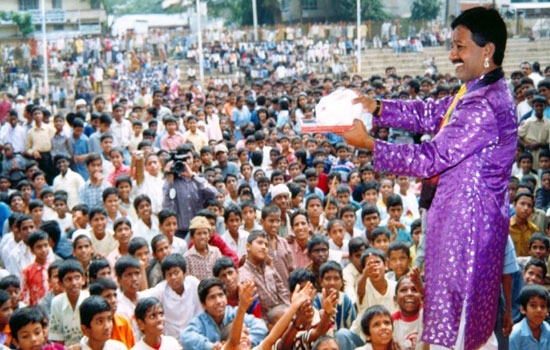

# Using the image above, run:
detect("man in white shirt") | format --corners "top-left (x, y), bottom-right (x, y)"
top-left (53, 154), bottom-right (85, 210)
top-left (0, 110), bottom-right (27, 154)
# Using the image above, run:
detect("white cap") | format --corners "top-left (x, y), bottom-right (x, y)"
top-left (270, 184), bottom-right (290, 198)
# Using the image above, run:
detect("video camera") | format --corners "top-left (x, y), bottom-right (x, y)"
top-left (165, 151), bottom-right (190, 176)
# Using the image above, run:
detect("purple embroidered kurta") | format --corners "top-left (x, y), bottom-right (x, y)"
top-left (372, 76), bottom-right (517, 349)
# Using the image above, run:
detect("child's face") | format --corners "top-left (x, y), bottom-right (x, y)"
top-left (218, 267), bottom-right (239, 294)
top-left (388, 250), bottom-right (410, 279)
top-left (31, 207), bottom-right (44, 223)
top-left (100, 289), bottom-right (117, 313)
top-left (523, 265), bottom-right (545, 285)
top-left (13, 321), bottom-right (44, 350)
top-left (153, 239), bottom-right (172, 262)
top-left (226, 212), bottom-right (242, 234)
top-left (114, 224), bottom-right (132, 246)
top-left (62, 271), bottom-right (84, 300)
top-left (201, 286), bottom-right (228, 321)
top-left (192, 228), bottom-right (210, 251)
top-left (336, 193), bottom-right (350, 207)
top-left (321, 270), bottom-right (342, 292)
top-left (373, 236), bottom-right (390, 255)
top-left (49, 268), bottom-right (64, 295)
top-left (83, 311), bottom-right (113, 344)
top-left (42, 193), bottom-right (54, 207)
top-left (137, 303), bottom-right (165, 337)
top-left (90, 214), bottom-right (107, 235)
top-left (350, 247), bottom-right (366, 272)
top-left (74, 238), bottom-right (94, 265)
top-left (388, 205), bottom-right (403, 221)
top-left (379, 181), bottom-right (392, 197)
top-left (363, 189), bottom-right (378, 205)
top-left (95, 267), bottom-right (112, 281)
top-left (522, 296), bottom-right (549, 328)
top-left (104, 194), bottom-right (119, 214)
top-left (137, 200), bottom-right (152, 220)
top-left (133, 246), bottom-right (150, 267)
top-left (368, 314), bottom-right (393, 347)
top-left (337, 148), bottom-right (347, 160)
top-left (100, 138), bottom-right (113, 154)
top-left (519, 158), bottom-right (532, 172)
top-left (246, 236), bottom-right (268, 263)
top-left (539, 156), bottom-right (550, 170)
top-left (529, 239), bottom-right (549, 261)
top-left (328, 223), bottom-right (345, 247)
top-left (261, 213), bottom-right (281, 237)
top-left (21, 186), bottom-right (32, 200)
top-left (54, 200), bottom-right (68, 215)
top-left (133, 124), bottom-right (143, 136)
top-left (117, 182), bottom-right (132, 201)
top-left (5, 286), bottom-right (20, 309)
top-left (325, 204), bottom-right (338, 220)
top-left (33, 175), bottom-right (46, 189)
top-left (412, 226), bottom-right (421, 246)
top-left (159, 216), bottom-right (178, 238)
top-left (542, 173), bottom-right (550, 191)
top-left (119, 267), bottom-right (141, 295)
top-left (362, 171), bottom-right (375, 183)
top-left (165, 266), bottom-right (185, 294)
top-left (31, 239), bottom-right (50, 263)
top-left (73, 210), bottom-right (88, 228)
top-left (242, 207), bottom-right (255, 225)
top-left (111, 152), bottom-right (124, 168)
top-left (363, 213), bottom-right (381, 234)
top-left (0, 300), bottom-right (12, 327)
top-left (514, 196), bottom-right (534, 221)
top-left (308, 243), bottom-right (329, 268)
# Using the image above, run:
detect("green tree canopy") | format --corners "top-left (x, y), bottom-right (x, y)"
top-left (0, 11), bottom-right (34, 37)
top-left (410, 0), bottom-right (441, 21)
top-left (335, 0), bottom-right (388, 22)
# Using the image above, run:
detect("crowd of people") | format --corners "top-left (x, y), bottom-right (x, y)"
top-left (0, 15), bottom-right (549, 350)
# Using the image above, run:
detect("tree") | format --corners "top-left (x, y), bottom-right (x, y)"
top-left (410, 0), bottom-right (441, 22)
top-left (228, 0), bottom-right (281, 26)
top-left (335, 0), bottom-right (388, 22)
top-left (0, 11), bottom-right (34, 37)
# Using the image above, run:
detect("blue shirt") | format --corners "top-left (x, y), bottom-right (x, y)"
top-left (78, 180), bottom-right (110, 209)
top-left (179, 305), bottom-right (267, 350)
top-left (70, 134), bottom-right (89, 180)
top-left (509, 317), bottom-right (550, 349)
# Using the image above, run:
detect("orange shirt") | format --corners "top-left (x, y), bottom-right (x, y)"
top-left (111, 314), bottom-right (135, 348)
top-left (1, 324), bottom-right (12, 347)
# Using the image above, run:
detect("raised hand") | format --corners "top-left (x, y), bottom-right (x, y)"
top-left (238, 280), bottom-right (257, 310)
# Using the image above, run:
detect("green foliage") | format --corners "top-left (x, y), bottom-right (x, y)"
top-left (335, 0), bottom-right (388, 21)
top-left (228, 0), bottom-right (281, 26)
top-left (410, 0), bottom-right (441, 21)
top-left (0, 11), bottom-right (34, 37)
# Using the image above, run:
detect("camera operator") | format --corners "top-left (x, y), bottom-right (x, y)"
top-left (162, 144), bottom-right (217, 239)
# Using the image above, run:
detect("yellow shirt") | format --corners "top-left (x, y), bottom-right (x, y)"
top-left (509, 216), bottom-right (539, 257)
top-left (26, 124), bottom-right (55, 152)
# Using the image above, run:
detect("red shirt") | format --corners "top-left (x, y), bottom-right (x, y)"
top-left (21, 261), bottom-right (50, 306)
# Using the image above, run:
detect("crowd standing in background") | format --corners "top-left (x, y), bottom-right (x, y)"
top-left (0, 7), bottom-right (548, 350)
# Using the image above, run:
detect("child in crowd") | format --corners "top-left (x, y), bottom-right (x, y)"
top-left (307, 235), bottom-right (331, 292)
top-left (88, 259), bottom-right (112, 284)
top-left (313, 261), bottom-right (356, 330)
top-left (9, 306), bottom-right (50, 350)
top-left (307, 195), bottom-right (326, 235)
top-left (29, 199), bottom-right (44, 229)
top-left (128, 237), bottom-right (151, 271)
top-left (213, 256), bottom-right (262, 318)
top-left (158, 209), bottom-right (187, 256)
top-left (392, 276), bottom-right (423, 349)
top-left (386, 241), bottom-right (412, 282)
top-left (240, 201), bottom-right (261, 233)
top-left (356, 305), bottom-right (397, 349)
top-left (72, 234), bottom-right (95, 279)
top-left (40, 188), bottom-right (57, 221)
top-left (323, 197), bottom-right (339, 223)
top-left (340, 205), bottom-right (361, 239)
top-left (509, 284), bottom-right (550, 347)
top-left (523, 259), bottom-right (547, 285)
top-left (89, 278), bottom-right (136, 348)
top-left (222, 204), bottom-right (249, 259)
top-left (117, 175), bottom-right (137, 222)
top-left (510, 192), bottom-right (538, 256)
top-left (382, 194), bottom-right (413, 245)
top-left (357, 205), bottom-right (382, 242)
top-left (53, 195), bottom-right (72, 234)
top-left (114, 256), bottom-right (144, 337)
top-left (409, 219), bottom-right (422, 264)
top-left (0, 290), bottom-right (11, 347)
top-left (107, 147), bottom-right (130, 186)
top-left (132, 297), bottom-right (183, 349)
top-left (0, 275), bottom-right (23, 311)
top-left (133, 194), bottom-right (159, 245)
top-left (49, 259), bottom-right (89, 346)
top-left (88, 206), bottom-right (118, 257)
top-left (371, 227), bottom-right (391, 254)
top-left (38, 261), bottom-right (64, 316)
top-left (327, 219), bottom-right (349, 266)
top-left (356, 248), bottom-right (397, 315)
top-left (184, 216), bottom-right (222, 280)
top-left (141, 253), bottom-right (202, 337)
top-left (102, 187), bottom-right (123, 232)
top-left (261, 205), bottom-right (295, 285)
top-left (78, 296), bottom-right (127, 349)
top-left (20, 230), bottom-right (51, 306)
top-left (343, 237), bottom-right (369, 305)
top-left (107, 218), bottom-right (133, 270)
top-left (146, 235), bottom-right (172, 288)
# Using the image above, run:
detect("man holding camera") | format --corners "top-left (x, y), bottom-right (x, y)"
top-left (162, 145), bottom-right (218, 239)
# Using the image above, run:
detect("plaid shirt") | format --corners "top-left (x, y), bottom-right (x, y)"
top-left (78, 180), bottom-right (110, 208)
top-left (238, 260), bottom-right (290, 320)
top-left (184, 245), bottom-right (221, 281)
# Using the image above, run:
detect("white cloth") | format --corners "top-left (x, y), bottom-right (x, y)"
top-left (221, 229), bottom-right (249, 259)
top-left (49, 290), bottom-right (90, 346)
top-left (130, 335), bottom-right (182, 350)
top-left (133, 216), bottom-right (160, 248)
top-left (0, 123), bottom-right (26, 153)
top-left (5, 241), bottom-right (56, 278)
top-left (140, 277), bottom-right (202, 338)
top-left (53, 168), bottom-right (85, 210)
top-left (79, 337), bottom-right (127, 350)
